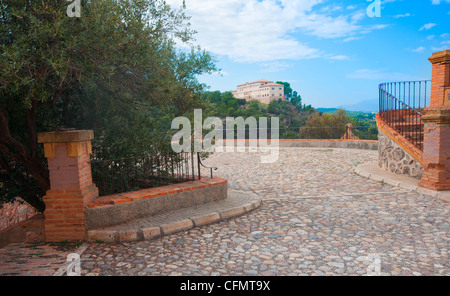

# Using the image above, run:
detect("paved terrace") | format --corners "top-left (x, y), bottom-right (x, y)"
top-left (80, 148), bottom-right (448, 276)
top-left (0, 147), bottom-right (448, 276)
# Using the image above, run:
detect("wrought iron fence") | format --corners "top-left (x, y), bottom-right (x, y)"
top-left (90, 151), bottom-right (216, 197)
top-left (379, 80), bottom-right (431, 151)
top-left (379, 80), bottom-right (431, 110)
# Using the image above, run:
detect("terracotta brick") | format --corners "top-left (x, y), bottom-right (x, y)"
top-left (38, 130), bottom-right (99, 242)
top-left (418, 53), bottom-right (450, 191)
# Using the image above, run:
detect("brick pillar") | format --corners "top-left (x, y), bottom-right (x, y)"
top-left (419, 50), bottom-right (450, 191)
top-left (429, 50), bottom-right (450, 107)
top-left (341, 123), bottom-right (359, 140)
top-left (38, 130), bottom-right (98, 241)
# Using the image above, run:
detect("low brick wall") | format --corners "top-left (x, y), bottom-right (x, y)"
top-left (85, 177), bottom-right (228, 230)
top-left (0, 214), bottom-right (45, 248)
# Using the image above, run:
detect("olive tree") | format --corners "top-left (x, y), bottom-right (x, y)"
top-left (0, 0), bottom-right (217, 211)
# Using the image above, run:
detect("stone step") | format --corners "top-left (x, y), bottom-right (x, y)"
top-left (87, 190), bottom-right (262, 243)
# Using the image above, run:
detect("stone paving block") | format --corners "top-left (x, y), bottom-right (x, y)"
top-left (399, 183), bottom-right (419, 191)
top-left (220, 206), bottom-right (247, 220)
top-left (243, 203), bottom-right (253, 212)
top-left (191, 212), bottom-right (221, 227)
top-left (119, 230), bottom-right (139, 242)
top-left (87, 230), bottom-right (118, 243)
top-left (251, 199), bottom-right (262, 209)
top-left (142, 227), bottom-right (161, 240)
top-left (384, 179), bottom-right (400, 187)
top-left (370, 174), bottom-right (385, 182)
top-left (416, 187), bottom-right (439, 198)
top-left (160, 219), bottom-right (194, 235)
top-left (436, 192), bottom-right (450, 203)
top-left (355, 167), bottom-right (371, 179)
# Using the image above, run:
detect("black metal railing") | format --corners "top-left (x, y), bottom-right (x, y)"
top-left (379, 80), bottom-right (431, 151)
top-left (90, 151), bottom-right (216, 197)
top-left (198, 152), bottom-right (217, 179)
top-left (380, 80), bottom-right (431, 110)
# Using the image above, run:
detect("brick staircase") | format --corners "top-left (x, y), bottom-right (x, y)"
top-left (379, 80), bottom-right (430, 157)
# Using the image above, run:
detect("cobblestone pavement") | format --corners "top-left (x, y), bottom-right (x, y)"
top-left (80, 148), bottom-right (449, 276)
top-left (0, 243), bottom-right (78, 276)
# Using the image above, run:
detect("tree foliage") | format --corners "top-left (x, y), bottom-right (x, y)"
top-left (300, 109), bottom-right (349, 139)
top-left (300, 109), bottom-right (378, 140)
top-left (0, 0), bottom-right (217, 211)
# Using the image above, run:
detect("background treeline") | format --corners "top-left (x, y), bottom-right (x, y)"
top-left (201, 89), bottom-right (378, 141)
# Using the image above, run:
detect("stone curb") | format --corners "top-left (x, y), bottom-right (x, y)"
top-left (355, 162), bottom-right (450, 203)
top-left (160, 219), bottom-right (194, 236)
top-left (87, 197), bottom-right (262, 244)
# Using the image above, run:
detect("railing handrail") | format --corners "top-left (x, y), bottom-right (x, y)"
top-left (379, 88), bottom-right (424, 117)
top-left (197, 152), bottom-right (217, 179)
top-left (379, 79), bottom-right (429, 151)
top-left (379, 79), bottom-right (431, 87)
top-left (379, 80), bottom-right (431, 111)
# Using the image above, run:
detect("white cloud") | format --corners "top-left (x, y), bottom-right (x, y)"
top-left (347, 69), bottom-right (426, 81)
top-left (261, 61), bottom-right (292, 73)
top-left (393, 13), bottom-right (411, 18)
top-left (327, 55), bottom-right (350, 61)
top-left (343, 36), bottom-right (363, 42)
top-left (432, 46), bottom-right (449, 51)
top-left (419, 23), bottom-right (437, 31)
top-left (431, 0), bottom-right (450, 4)
top-left (432, 38), bottom-right (450, 51)
top-left (260, 62), bottom-right (293, 73)
top-left (411, 46), bottom-right (426, 53)
top-left (166, 0), bottom-right (388, 63)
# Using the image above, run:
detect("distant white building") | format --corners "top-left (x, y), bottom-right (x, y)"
top-left (232, 79), bottom-right (286, 104)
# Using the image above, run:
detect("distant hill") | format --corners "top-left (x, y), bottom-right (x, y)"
top-left (316, 108), bottom-right (339, 113)
top-left (341, 99), bottom-right (378, 113)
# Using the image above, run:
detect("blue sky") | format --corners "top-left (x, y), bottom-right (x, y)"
top-left (167, 0), bottom-right (450, 108)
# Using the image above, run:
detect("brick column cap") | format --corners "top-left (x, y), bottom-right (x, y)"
top-left (38, 130), bottom-right (94, 144)
top-left (429, 50), bottom-right (450, 64)
top-left (422, 108), bottom-right (450, 124)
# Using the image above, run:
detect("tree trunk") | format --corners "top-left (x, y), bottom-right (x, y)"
top-left (0, 107), bottom-right (49, 212)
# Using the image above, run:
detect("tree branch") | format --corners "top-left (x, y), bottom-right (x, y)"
top-left (26, 100), bottom-right (37, 159)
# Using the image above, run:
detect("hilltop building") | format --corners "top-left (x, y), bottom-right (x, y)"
top-left (232, 79), bottom-right (286, 104)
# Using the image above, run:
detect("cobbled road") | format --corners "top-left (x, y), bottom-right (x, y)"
top-left (80, 148), bottom-right (449, 276)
